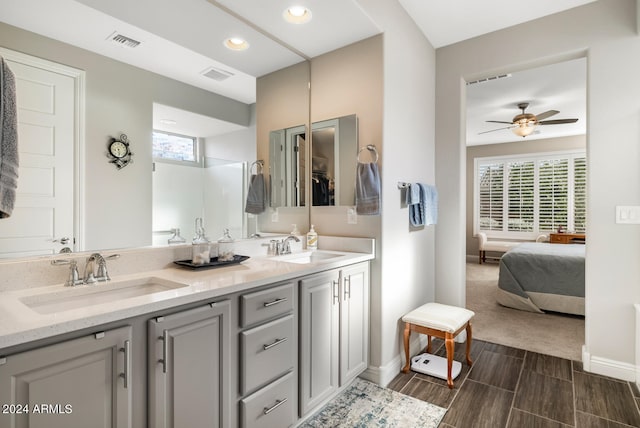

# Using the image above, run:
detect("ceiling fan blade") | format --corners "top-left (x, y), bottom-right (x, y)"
top-left (534, 110), bottom-right (559, 121)
top-left (486, 120), bottom-right (513, 124)
top-left (539, 118), bottom-right (579, 125)
top-left (478, 126), bottom-right (514, 135)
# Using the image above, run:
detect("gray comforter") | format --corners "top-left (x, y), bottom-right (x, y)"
top-left (498, 243), bottom-right (585, 300)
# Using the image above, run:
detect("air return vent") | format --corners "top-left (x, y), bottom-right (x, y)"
top-left (466, 74), bottom-right (512, 86)
top-left (107, 32), bottom-right (141, 48)
top-left (201, 67), bottom-right (235, 82)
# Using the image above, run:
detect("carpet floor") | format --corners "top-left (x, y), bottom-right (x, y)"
top-left (300, 378), bottom-right (446, 427)
top-left (466, 262), bottom-right (585, 361)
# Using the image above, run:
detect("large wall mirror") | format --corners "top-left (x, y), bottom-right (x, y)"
top-left (311, 114), bottom-right (358, 206)
top-left (0, 1), bottom-right (310, 259)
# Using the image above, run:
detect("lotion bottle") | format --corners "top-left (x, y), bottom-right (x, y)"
top-left (306, 225), bottom-right (318, 250)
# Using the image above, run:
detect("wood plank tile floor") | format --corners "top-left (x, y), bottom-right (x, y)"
top-left (388, 339), bottom-right (640, 428)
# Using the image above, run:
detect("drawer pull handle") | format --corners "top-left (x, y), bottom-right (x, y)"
top-left (159, 330), bottom-right (169, 373)
top-left (119, 340), bottom-right (130, 389)
top-left (264, 297), bottom-right (287, 307)
top-left (263, 337), bottom-right (287, 351)
top-left (263, 398), bottom-right (288, 415)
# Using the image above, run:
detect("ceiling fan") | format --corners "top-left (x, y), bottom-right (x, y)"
top-left (480, 102), bottom-right (579, 137)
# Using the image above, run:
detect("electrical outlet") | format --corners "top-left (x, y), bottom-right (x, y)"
top-left (616, 205), bottom-right (640, 224)
top-left (347, 207), bottom-right (357, 224)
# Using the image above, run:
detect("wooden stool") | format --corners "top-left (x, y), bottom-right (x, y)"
top-left (401, 302), bottom-right (475, 388)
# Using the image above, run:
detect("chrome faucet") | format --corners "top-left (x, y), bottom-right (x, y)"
top-left (51, 258), bottom-right (83, 287)
top-left (280, 235), bottom-right (300, 255)
top-left (83, 253), bottom-right (120, 284)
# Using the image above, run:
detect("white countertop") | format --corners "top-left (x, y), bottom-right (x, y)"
top-left (0, 250), bottom-right (374, 351)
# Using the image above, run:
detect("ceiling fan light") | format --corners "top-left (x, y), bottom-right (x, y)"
top-left (512, 123), bottom-right (536, 137)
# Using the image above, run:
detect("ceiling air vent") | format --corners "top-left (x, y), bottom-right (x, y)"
top-left (107, 32), bottom-right (141, 48)
top-left (201, 67), bottom-right (235, 82)
top-left (466, 73), bottom-right (512, 86)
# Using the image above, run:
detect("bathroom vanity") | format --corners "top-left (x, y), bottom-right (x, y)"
top-left (0, 237), bottom-right (373, 428)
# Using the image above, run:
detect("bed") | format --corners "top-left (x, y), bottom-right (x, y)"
top-left (496, 242), bottom-right (585, 316)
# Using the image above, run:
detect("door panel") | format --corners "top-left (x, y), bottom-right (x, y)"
top-left (0, 57), bottom-right (75, 258)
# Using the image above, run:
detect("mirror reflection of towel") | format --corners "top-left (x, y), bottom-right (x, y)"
top-left (356, 162), bottom-right (380, 215)
top-left (245, 173), bottom-right (266, 214)
top-left (0, 56), bottom-right (18, 219)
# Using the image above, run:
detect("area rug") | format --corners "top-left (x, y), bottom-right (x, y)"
top-left (300, 378), bottom-right (446, 428)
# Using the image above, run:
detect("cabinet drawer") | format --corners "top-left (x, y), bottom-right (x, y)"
top-left (550, 234), bottom-right (566, 243)
top-left (241, 315), bottom-right (294, 394)
top-left (240, 282), bottom-right (294, 327)
top-left (240, 371), bottom-right (295, 428)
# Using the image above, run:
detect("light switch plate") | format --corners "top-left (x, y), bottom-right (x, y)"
top-left (347, 207), bottom-right (357, 224)
top-left (271, 208), bottom-right (279, 223)
top-left (616, 206), bottom-right (640, 224)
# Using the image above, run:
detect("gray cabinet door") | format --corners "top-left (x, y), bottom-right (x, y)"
top-left (339, 262), bottom-right (369, 385)
top-left (299, 270), bottom-right (339, 416)
top-left (148, 300), bottom-right (230, 428)
top-left (0, 325), bottom-right (132, 428)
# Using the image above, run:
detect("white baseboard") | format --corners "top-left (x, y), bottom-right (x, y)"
top-left (582, 345), bottom-right (636, 382)
top-left (362, 336), bottom-right (433, 387)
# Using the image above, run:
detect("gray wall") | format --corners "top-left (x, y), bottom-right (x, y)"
top-left (0, 22), bottom-right (252, 251)
top-left (466, 135), bottom-right (586, 257)
top-left (436, 0), bottom-right (640, 379)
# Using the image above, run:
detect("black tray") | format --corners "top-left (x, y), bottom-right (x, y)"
top-left (174, 255), bottom-right (250, 270)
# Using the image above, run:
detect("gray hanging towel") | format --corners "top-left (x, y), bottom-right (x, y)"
top-left (0, 56), bottom-right (19, 218)
top-left (245, 173), bottom-right (266, 214)
top-left (355, 161), bottom-right (380, 215)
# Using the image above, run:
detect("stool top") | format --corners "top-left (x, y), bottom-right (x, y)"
top-left (402, 302), bottom-right (474, 333)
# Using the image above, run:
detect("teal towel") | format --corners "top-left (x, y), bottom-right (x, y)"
top-left (407, 183), bottom-right (437, 227)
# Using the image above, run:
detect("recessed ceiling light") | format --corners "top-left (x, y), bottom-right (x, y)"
top-left (224, 37), bottom-right (249, 51)
top-left (283, 6), bottom-right (312, 24)
top-left (159, 119), bottom-right (177, 125)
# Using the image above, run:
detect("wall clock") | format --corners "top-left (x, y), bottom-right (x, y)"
top-left (107, 134), bottom-right (133, 169)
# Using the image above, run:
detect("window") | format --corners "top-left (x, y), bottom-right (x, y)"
top-left (152, 131), bottom-right (198, 162)
top-left (475, 151), bottom-right (586, 238)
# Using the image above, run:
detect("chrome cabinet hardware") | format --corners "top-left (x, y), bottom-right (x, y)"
top-left (263, 337), bottom-right (287, 351)
top-left (119, 340), bottom-right (130, 389)
top-left (264, 297), bottom-right (288, 307)
top-left (263, 398), bottom-right (288, 415)
top-left (159, 330), bottom-right (169, 373)
top-left (344, 277), bottom-right (351, 301)
top-left (332, 280), bottom-right (339, 305)
top-left (94, 331), bottom-right (106, 340)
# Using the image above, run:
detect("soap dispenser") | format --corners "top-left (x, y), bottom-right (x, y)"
top-left (218, 228), bottom-right (235, 262)
top-left (306, 225), bottom-right (318, 250)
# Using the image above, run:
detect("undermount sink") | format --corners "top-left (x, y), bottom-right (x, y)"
top-left (273, 250), bottom-right (344, 265)
top-left (20, 277), bottom-right (189, 315)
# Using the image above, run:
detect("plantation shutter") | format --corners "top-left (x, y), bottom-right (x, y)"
top-left (507, 161), bottom-right (535, 232)
top-left (538, 158), bottom-right (569, 231)
top-left (478, 163), bottom-right (504, 231)
top-left (573, 156), bottom-right (587, 232)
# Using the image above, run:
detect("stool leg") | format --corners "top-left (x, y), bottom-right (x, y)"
top-left (479, 250), bottom-right (482, 264)
top-left (465, 322), bottom-right (473, 366)
top-left (445, 333), bottom-right (455, 389)
top-left (402, 323), bottom-right (411, 373)
top-left (426, 335), bottom-right (432, 354)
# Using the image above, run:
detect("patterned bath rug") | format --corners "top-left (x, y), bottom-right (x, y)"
top-left (300, 378), bottom-right (446, 428)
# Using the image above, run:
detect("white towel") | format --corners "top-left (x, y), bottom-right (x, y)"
top-left (0, 56), bottom-right (18, 218)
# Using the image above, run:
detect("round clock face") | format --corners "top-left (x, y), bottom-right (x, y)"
top-left (109, 140), bottom-right (128, 159)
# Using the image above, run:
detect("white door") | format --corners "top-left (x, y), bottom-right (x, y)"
top-left (0, 54), bottom-right (76, 258)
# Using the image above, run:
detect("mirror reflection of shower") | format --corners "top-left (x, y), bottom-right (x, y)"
top-left (151, 103), bottom-right (256, 245)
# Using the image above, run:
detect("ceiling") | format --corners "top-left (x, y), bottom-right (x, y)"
top-left (1, 0), bottom-right (591, 141)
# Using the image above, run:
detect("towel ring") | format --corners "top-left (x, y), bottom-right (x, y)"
top-left (357, 145), bottom-right (379, 163)
top-left (250, 160), bottom-right (264, 174)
